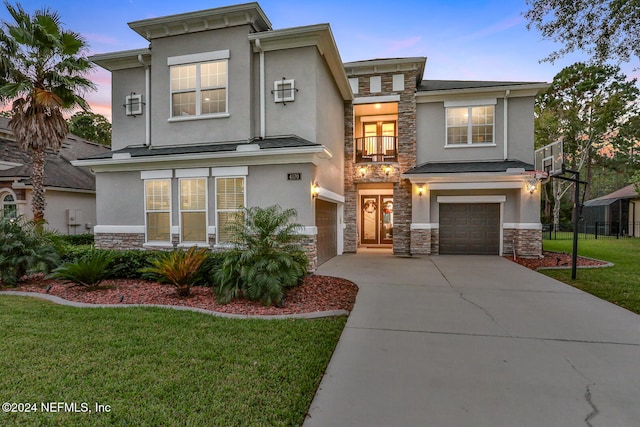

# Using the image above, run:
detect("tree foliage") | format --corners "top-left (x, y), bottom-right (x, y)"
top-left (68, 111), bottom-right (111, 146)
top-left (0, 2), bottom-right (95, 223)
top-left (524, 0), bottom-right (640, 65)
top-left (535, 62), bottom-right (640, 224)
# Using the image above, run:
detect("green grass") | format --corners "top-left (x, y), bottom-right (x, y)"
top-left (0, 297), bottom-right (346, 426)
top-left (542, 239), bottom-right (640, 314)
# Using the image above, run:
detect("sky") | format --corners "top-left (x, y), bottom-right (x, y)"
top-left (3, 0), bottom-right (639, 120)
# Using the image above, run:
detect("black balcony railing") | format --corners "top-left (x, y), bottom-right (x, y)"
top-left (355, 136), bottom-right (398, 163)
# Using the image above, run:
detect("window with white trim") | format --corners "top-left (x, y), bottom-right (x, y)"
top-left (170, 60), bottom-right (227, 117)
top-left (180, 178), bottom-right (207, 242)
top-left (216, 177), bottom-right (245, 244)
top-left (446, 105), bottom-right (494, 145)
top-left (145, 179), bottom-right (171, 242)
top-left (1, 193), bottom-right (17, 218)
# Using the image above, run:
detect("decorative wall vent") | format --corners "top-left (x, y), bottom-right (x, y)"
top-left (124, 93), bottom-right (144, 117)
top-left (272, 78), bottom-right (297, 104)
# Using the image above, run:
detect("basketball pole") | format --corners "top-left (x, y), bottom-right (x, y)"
top-left (553, 168), bottom-right (588, 280)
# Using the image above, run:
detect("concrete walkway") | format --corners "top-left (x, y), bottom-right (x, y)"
top-left (304, 254), bottom-right (640, 427)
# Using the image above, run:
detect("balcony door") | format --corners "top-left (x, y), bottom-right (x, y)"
top-left (361, 195), bottom-right (393, 245)
top-left (362, 121), bottom-right (396, 162)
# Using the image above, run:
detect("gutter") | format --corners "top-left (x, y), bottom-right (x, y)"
top-left (504, 89), bottom-right (510, 160)
top-left (254, 39), bottom-right (266, 139)
top-left (137, 54), bottom-right (151, 146)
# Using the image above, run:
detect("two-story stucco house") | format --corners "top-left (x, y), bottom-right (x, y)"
top-left (75, 2), bottom-right (547, 268)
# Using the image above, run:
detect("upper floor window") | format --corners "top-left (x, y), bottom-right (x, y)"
top-left (171, 60), bottom-right (227, 117)
top-left (446, 105), bottom-right (494, 146)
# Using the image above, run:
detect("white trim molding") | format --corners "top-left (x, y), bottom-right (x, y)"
top-left (444, 98), bottom-right (497, 108)
top-left (94, 225), bottom-right (145, 234)
top-left (298, 226), bottom-right (318, 236)
top-left (317, 188), bottom-right (345, 204)
top-left (437, 195), bottom-right (506, 204)
top-left (352, 94), bottom-right (400, 105)
top-left (410, 223), bottom-right (438, 230)
top-left (167, 49), bottom-right (230, 66)
top-left (141, 170), bottom-right (172, 180)
top-left (207, 226), bottom-right (217, 235)
top-left (429, 181), bottom-right (522, 190)
top-left (503, 223), bottom-right (543, 230)
top-left (211, 166), bottom-right (249, 176)
top-left (175, 168), bottom-right (210, 178)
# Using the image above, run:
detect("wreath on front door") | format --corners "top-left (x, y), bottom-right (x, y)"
top-left (363, 200), bottom-right (376, 213)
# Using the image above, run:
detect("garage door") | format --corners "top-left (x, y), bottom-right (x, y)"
top-left (316, 199), bottom-right (337, 266)
top-left (439, 203), bottom-right (500, 255)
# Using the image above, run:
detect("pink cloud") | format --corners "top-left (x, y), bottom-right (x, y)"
top-left (459, 15), bottom-right (524, 42)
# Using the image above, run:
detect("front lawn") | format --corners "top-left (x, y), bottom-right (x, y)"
top-left (542, 239), bottom-right (640, 314)
top-left (0, 297), bottom-right (346, 426)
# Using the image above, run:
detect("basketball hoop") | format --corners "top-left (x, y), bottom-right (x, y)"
top-left (521, 170), bottom-right (549, 193)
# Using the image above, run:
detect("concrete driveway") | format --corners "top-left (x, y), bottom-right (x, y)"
top-left (304, 254), bottom-right (640, 427)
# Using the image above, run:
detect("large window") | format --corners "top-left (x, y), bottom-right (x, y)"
top-left (170, 60), bottom-right (227, 117)
top-left (1, 193), bottom-right (17, 218)
top-left (180, 178), bottom-right (207, 242)
top-left (145, 180), bottom-right (171, 242)
top-left (446, 105), bottom-right (494, 145)
top-left (216, 177), bottom-right (245, 244)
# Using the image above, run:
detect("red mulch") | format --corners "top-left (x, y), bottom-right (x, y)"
top-left (506, 251), bottom-right (610, 270)
top-left (7, 275), bottom-right (358, 316)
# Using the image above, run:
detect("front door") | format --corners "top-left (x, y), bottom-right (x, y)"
top-left (361, 195), bottom-right (393, 245)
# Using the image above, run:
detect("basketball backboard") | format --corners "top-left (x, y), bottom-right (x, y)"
top-left (535, 140), bottom-right (564, 177)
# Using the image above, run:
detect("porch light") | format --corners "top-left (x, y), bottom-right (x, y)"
top-left (312, 182), bottom-right (320, 198)
top-left (417, 185), bottom-right (424, 197)
top-left (384, 165), bottom-right (392, 176)
top-left (359, 166), bottom-right (367, 177)
top-left (523, 174), bottom-right (538, 194)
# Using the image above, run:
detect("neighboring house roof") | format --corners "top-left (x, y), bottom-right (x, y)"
top-left (404, 160), bottom-right (534, 175)
top-left (78, 135), bottom-right (321, 161)
top-left (0, 117), bottom-right (110, 191)
top-left (584, 184), bottom-right (640, 207)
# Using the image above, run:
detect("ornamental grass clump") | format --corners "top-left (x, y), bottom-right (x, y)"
top-left (215, 205), bottom-right (309, 306)
top-left (141, 247), bottom-right (210, 297)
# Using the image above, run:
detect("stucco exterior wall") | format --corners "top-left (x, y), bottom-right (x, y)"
top-left (149, 25), bottom-right (255, 146)
top-left (95, 171), bottom-right (145, 226)
top-left (507, 97), bottom-right (535, 164)
top-left (41, 190), bottom-right (97, 235)
top-left (111, 68), bottom-right (147, 151)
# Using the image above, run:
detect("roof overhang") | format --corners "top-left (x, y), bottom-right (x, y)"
top-left (249, 24), bottom-right (353, 101)
top-left (72, 145), bottom-right (332, 172)
top-left (0, 160), bottom-right (22, 171)
top-left (89, 48), bottom-right (152, 71)
top-left (128, 2), bottom-right (271, 40)
top-left (416, 82), bottom-right (549, 103)
top-left (343, 57), bottom-right (427, 84)
top-left (401, 172), bottom-right (530, 189)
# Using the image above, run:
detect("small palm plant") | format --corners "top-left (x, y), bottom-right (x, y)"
top-left (142, 247), bottom-right (210, 297)
top-left (215, 205), bottom-right (308, 306)
top-left (51, 249), bottom-right (114, 288)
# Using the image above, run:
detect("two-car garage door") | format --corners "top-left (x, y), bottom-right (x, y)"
top-left (439, 203), bottom-right (500, 255)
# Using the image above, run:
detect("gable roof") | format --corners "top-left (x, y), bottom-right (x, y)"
top-left (0, 117), bottom-right (110, 191)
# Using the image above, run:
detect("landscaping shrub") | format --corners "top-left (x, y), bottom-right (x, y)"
top-left (192, 251), bottom-right (225, 287)
top-left (109, 249), bottom-right (160, 279)
top-left (215, 205), bottom-right (308, 306)
top-left (141, 247), bottom-right (210, 296)
top-left (0, 217), bottom-right (59, 287)
top-left (51, 250), bottom-right (116, 287)
top-left (57, 233), bottom-right (94, 246)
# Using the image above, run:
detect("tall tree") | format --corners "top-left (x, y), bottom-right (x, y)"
top-left (68, 111), bottom-right (111, 146)
top-left (524, 0), bottom-right (640, 65)
top-left (535, 62), bottom-right (640, 227)
top-left (0, 2), bottom-right (95, 224)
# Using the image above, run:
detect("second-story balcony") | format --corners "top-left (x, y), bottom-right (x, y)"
top-left (355, 135), bottom-right (398, 163)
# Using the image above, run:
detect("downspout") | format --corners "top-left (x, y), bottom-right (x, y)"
top-left (137, 54), bottom-right (151, 147)
top-left (503, 89), bottom-right (510, 160)
top-left (254, 38), bottom-right (266, 139)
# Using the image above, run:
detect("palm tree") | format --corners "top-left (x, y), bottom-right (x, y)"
top-left (0, 2), bottom-right (95, 224)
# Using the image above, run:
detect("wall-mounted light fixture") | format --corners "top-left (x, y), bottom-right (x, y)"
top-left (312, 182), bottom-right (320, 198)
top-left (523, 174), bottom-right (538, 194)
top-left (418, 185), bottom-right (424, 197)
top-left (384, 165), bottom-right (392, 176)
top-left (359, 166), bottom-right (367, 178)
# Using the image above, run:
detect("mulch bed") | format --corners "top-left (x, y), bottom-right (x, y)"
top-left (506, 251), bottom-right (610, 270)
top-left (5, 275), bottom-right (358, 316)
